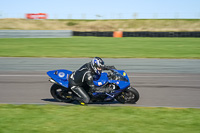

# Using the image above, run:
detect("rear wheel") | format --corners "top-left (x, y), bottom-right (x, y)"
top-left (50, 84), bottom-right (73, 103)
top-left (115, 87), bottom-right (139, 104)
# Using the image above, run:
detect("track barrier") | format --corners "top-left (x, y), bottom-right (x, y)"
top-left (113, 31), bottom-right (123, 38)
top-left (1, 30), bottom-right (199, 38)
top-left (73, 31), bottom-right (200, 37)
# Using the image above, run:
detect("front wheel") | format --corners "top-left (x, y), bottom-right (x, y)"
top-left (50, 84), bottom-right (73, 103)
top-left (115, 87), bottom-right (139, 104)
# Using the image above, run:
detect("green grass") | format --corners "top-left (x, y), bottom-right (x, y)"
top-left (0, 37), bottom-right (200, 58)
top-left (0, 104), bottom-right (199, 133)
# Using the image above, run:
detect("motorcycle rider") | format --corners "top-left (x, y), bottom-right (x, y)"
top-left (68, 57), bottom-right (115, 105)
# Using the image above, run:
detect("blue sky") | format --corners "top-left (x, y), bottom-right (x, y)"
top-left (0, 0), bottom-right (200, 19)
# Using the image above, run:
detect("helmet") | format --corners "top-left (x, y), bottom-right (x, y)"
top-left (91, 57), bottom-right (104, 75)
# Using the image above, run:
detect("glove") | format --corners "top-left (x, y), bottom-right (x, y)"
top-left (103, 65), bottom-right (117, 70)
top-left (109, 66), bottom-right (116, 69)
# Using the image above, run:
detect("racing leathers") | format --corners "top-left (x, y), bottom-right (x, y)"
top-left (68, 62), bottom-right (115, 104)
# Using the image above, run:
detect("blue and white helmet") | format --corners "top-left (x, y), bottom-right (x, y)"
top-left (91, 57), bottom-right (104, 75)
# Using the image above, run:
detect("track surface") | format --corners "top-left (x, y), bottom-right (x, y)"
top-left (0, 58), bottom-right (200, 108)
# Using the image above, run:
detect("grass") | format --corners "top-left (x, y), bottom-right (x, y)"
top-left (0, 37), bottom-right (200, 58)
top-left (0, 104), bottom-right (199, 133)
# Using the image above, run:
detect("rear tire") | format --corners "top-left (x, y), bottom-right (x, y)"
top-left (115, 87), bottom-right (139, 104)
top-left (50, 84), bottom-right (73, 103)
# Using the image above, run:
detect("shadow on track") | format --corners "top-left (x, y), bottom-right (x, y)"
top-left (41, 98), bottom-right (59, 103)
top-left (41, 98), bottom-right (122, 105)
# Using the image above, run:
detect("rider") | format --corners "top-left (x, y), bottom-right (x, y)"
top-left (68, 57), bottom-right (115, 105)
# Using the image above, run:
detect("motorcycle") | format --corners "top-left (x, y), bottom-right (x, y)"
top-left (47, 69), bottom-right (139, 104)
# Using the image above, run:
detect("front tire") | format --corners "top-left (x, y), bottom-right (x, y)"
top-left (50, 84), bottom-right (73, 103)
top-left (115, 87), bottom-right (139, 104)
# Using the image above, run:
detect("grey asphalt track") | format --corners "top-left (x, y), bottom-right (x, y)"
top-left (0, 57), bottom-right (200, 108)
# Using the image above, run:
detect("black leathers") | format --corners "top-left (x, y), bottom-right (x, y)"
top-left (69, 63), bottom-right (114, 103)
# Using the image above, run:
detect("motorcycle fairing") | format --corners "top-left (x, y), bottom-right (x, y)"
top-left (108, 80), bottom-right (130, 90)
top-left (107, 69), bottom-right (130, 89)
top-left (47, 69), bottom-right (72, 88)
top-left (112, 69), bottom-right (130, 82)
top-left (93, 72), bottom-right (108, 87)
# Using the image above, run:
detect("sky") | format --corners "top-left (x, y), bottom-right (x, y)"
top-left (0, 0), bottom-right (200, 19)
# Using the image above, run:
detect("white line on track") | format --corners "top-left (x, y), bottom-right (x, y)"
top-left (0, 75), bottom-right (47, 77)
top-left (133, 75), bottom-right (198, 78)
top-left (0, 75), bottom-right (193, 78)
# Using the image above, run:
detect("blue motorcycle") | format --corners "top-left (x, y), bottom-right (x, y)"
top-left (47, 69), bottom-right (139, 104)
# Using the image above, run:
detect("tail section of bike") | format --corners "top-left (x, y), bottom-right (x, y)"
top-left (47, 69), bottom-right (72, 88)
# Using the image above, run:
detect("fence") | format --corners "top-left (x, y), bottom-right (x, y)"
top-left (0, 30), bottom-right (72, 38)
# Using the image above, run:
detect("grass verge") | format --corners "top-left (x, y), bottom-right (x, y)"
top-left (0, 37), bottom-right (200, 58)
top-left (0, 104), bottom-right (200, 133)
